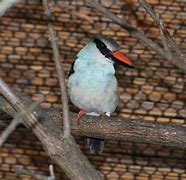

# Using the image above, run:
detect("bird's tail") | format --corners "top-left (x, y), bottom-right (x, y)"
top-left (86, 138), bottom-right (104, 154)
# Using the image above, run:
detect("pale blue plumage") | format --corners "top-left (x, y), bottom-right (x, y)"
top-left (68, 40), bottom-right (119, 115)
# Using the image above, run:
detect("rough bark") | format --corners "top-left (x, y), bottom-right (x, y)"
top-left (0, 88), bottom-right (102, 180)
top-left (1, 90), bottom-right (186, 150)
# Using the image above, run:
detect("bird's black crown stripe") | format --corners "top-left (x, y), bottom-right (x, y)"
top-left (93, 38), bottom-right (112, 59)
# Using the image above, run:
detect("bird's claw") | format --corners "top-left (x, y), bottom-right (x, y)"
top-left (76, 109), bottom-right (85, 125)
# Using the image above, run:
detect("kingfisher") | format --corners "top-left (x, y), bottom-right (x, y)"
top-left (67, 35), bottom-right (134, 154)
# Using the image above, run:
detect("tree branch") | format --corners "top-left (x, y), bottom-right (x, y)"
top-left (42, 0), bottom-right (70, 138)
top-left (0, 98), bottom-right (43, 147)
top-left (0, 77), bottom-right (47, 138)
top-left (0, 78), bottom-right (102, 179)
top-left (1, 89), bottom-right (186, 150)
top-left (85, 0), bottom-right (186, 72)
top-left (40, 1), bottom-right (103, 179)
top-left (138, 0), bottom-right (186, 70)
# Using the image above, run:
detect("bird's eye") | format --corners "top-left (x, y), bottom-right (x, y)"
top-left (99, 42), bottom-right (107, 48)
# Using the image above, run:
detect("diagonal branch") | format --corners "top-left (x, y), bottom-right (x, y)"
top-left (0, 77), bottom-right (46, 139)
top-left (85, 0), bottom-right (186, 72)
top-left (0, 98), bottom-right (43, 147)
top-left (138, 0), bottom-right (186, 70)
top-left (42, 0), bottom-right (70, 138)
top-left (0, 78), bottom-right (102, 180)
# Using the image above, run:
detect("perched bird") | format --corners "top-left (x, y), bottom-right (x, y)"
top-left (67, 35), bottom-right (134, 154)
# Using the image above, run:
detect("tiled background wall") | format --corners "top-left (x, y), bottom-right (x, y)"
top-left (0, 0), bottom-right (185, 179)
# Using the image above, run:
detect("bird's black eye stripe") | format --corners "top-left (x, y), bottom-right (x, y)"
top-left (93, 38), bottom-right (112, 58)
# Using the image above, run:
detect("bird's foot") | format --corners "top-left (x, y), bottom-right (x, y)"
top-left (101, 112), bottom-right (111, 117)
top-left (104, 112), bottom-right (111, 117)
top-left (77, 109), bottom-right (85, 125)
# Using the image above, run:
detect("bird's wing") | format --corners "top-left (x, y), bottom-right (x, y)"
top-left (68, 60), bottom-right (75, 77)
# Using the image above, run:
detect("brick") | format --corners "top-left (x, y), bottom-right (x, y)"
top-left (21, 23), bottom-right (35, 29)
top-left (45, 78), bottom-right (58, 87)
top-left (18, 157), bottom-right (31, 165)
top-left (149, 91), bottom-right (162, 102)
top-left (46, 94), bottom-right (58, 102)
top-left (37, 55), bottom-right (50, 62)
top-left (32, 78), bottom-right (44, 86)
top-left (25, 150), bottom-right (39, 155)
top-left (1, 46), bottom-right (13, 54)
top-left (163, 92), bottom-right (176, 101)
top-left (30, 65), bottom-right (43, 70)
top-left (28, 32), bottom-right (41, 39)
top-left (14, 32), bottom-right (27, 39)
top-left (32, 94), bottom-right (45, 100)
top-left (142, 101), bottom-right (154, 110)
top-left (164, 108), bottom-right (177, 117)
top-left (22, 55), bottom-right (35, 61)
top-left (12, 148), bottom-right (24, 154)
top-left (4, 157), bottom-right (17, 164)
top-left (0, 54), bottom-right (6, 61)
top-left (15, 47), bottom-right (27, 54)
top-left (1, 30), bottom-right (12, 37)
top-left (29, 47), bottom-right (42, 53)
top-left (41, 102), bottom-right (51, 108)
top-left (1, 63), bottom-right (13, 68)
top-left (15, 65), bottom-right (28, 70)
top-left (0, 164), bottom-right (10, 171)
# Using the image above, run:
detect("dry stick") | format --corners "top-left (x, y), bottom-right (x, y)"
top-left (42, 1), bottom-right (103, 179)
top-left (85, 0), bottom-right (186, 72)
top-left (42, 0), bottom-right (70, 138)
top-left (16, 164), bottom-right (55, 180)
top-left (138, 0), bottom-right (186, 68)
top-left (0, 99), bottom-right (43, 147)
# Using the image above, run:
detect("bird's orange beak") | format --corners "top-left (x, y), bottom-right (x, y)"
top-left (112, 51), bottom-right (134, 68)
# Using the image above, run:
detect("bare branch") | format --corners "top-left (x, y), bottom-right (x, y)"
top-left (42, 0), bottom-right (70, 138)
top-left (0, 77), bottom-right (46, 138)
top-left (138, 0), bottom-right (186, 69)
top-left (85, 0), bottom-right (186, 72)
top-left (0, 98), bottom-right (43, 147)
top-left (1, 90), bottom-right (186, 150)
top-left (0, 78), bottom-right (102, 179)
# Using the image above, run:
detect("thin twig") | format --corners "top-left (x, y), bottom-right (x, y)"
top-left (138, 0), bottom-right (186, 66)
top-left (15, 164), bottom-right (55, 180)
top-left (160, 28), bottom-right (172, 60)
top-left (42, 0), bottom-right (70, 138)
top-left (0, 98), bottom-right (43, 147)
top-left (85, 0), bottom-right (186, 72)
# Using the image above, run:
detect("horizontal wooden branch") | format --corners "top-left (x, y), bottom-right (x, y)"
top-left (1, 90), bottom-right (186, 150)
